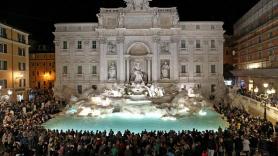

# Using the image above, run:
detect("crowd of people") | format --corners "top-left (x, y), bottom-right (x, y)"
top-left (0, 89), bottom-right (277, 156)
top-left (239, 88), bottom-right (278, 109)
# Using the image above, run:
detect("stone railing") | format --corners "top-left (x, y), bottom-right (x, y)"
top-left (239, 95), bottom-right (278, 122)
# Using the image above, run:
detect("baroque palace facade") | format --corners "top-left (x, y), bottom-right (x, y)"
top-left (54, 0), bottom-right (224, 98)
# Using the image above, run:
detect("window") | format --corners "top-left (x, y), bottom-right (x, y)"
top-left (211, 40), bottom-right (216, 49)
top-left (269, 49), bottom-right (274, 56)
top-left (258, 52), bottom-right (262, 59)
top-left (37, 71), bottom-right (39, 76)
top-left (269, 32), bottom-right (273, 38)
top-left (18, 62), bottom-right (26, 71)
top-left (63, 41), bottom-right (68, 49)
top-left (19, 79), bottom-right (26, 88)
top-left (92, 65), bottom-right (97, 75)
top-left (181, 40), bottom-right (186, 49)
top-left (196, 25), bottom-right (200, 30)
top-left (196, 65), bottom-right (201, 73)
top-left (77, 66), bottom-right (82, 74)
top-left (211, 25), bottom-right (215, 30)
top-left (77, 85), bottom-right (82, 94)
top-left (0, 60), bottom-right (7, 70)
top-left (0, 27), bottom-right (7, 38)
top-left (49, 71), bottom-right (52, 75)
top-left (77, 41), bottom-right (82, 49)
top-left (0, 43), bottom-right (7, 53)
top-left (196, 40), bottom-right (201, 49)
top-left (17, 34), bottom-right (25, 43)
top-left (211, 84), bottom-right (216, 92)
top-left (258, 36), bottom-right (262, 43)
top-left (0, 79), bottom-right (7, 88)
top-left (18, 47), bottom-right (25, 56)
top-left (92, 41), bottom-right (97, 49)
top-left (211, 65), bottom-right (216, 73)
top-left (63, 66), bottom-right (68, 74)
top-left (32, 71), bottom-right (35, 76)
top-left (181, 65), bottom-right (187, 73)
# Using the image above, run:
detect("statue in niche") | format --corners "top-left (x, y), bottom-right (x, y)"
top-left (118, 12), bottom-right (125, 27)
top-left (161, 61), bottom-right (170, 79)
top-left (172, 13), bottom-right (179, 27)
top-left (108, 62), bottom-right (117, 80)
top-left (130, 62), bottom-right (146, 83)
top-left (153, 11), bottom-right (159, 27)
top-left (107, 42), bottom-right (116, 54)
top-left (96, 14), bottom-right (103, 27)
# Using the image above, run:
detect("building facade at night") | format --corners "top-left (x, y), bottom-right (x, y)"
top-left (54, 0), bottom-right (224, 98)
top-left (232, 0), bottom-right (278, 94)
top-left (0, 22), bottom-right (30, 101)
top-left (29, 53), bottom-right (55, 89)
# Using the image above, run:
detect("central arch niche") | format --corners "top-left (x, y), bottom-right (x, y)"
top-left (126, 42), bottom-right (151, 83)
top-left (128, 42), bottom-right (150, 56)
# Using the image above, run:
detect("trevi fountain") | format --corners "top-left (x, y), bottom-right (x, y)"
top-left (44, 0), bottom-right (228, 132)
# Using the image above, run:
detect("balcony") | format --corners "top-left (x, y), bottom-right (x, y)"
top-left (232, 68), bottom-right (278, 78)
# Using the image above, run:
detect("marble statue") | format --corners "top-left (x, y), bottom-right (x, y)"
top-left (153, 11), bottom-right (159, 27)
top-left (97, 14), bottom-right (103, 27)
top-left (108, 62), bottom-right (117, 80)
top-left (131, 62), bottom-right (144, 83)
top-left (118, 12), bottom-right (125, 27)
top-left (172, 13), bottom-right (179, 27)
top-left (124, 0), bottom-right (152, 10)
top-left (161, 61), bottom-right (170, 79)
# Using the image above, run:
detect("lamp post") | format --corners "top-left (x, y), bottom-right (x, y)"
top-left (254, 83), bottom-right (276, 120)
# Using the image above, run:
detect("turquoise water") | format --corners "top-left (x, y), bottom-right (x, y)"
top-left (43, 108), bottom-right (228, 133)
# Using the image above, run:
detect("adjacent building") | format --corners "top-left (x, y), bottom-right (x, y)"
top-left (0, 22), bottom-right (30, 101)
top-left (232, 0), bottom-right (278, 94)
top-left (54, 0), bottom-right (224, 98)
top-left (29, 52), bottom-right (55, 89)
top-left (224, 35), bottom-right (237, 65)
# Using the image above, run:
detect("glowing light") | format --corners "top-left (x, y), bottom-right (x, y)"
top-left (15, 72), bottom-right (23, 79)
top-left (198, 110), bottom-right (207, 116)
top-left (161, 116), bottom-right (176, 121)
top-left (271, 88), bottom-right (276, 94)
top-left (91, 97), bottom-right (102, 104)
top-left (247, 63), bottom-right (261, 69)
top-left (254, 87), bottom-right (259, 93)
top-left (7, 90), bottom-right (12, 96)
top-left (263, 83), bottom-right (269, 88)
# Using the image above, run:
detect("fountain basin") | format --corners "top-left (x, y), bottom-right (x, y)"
top-left (43, 108), bottom-right (228, 133)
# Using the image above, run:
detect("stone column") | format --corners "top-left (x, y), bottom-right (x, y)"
top-left (148, 59), bottom-right (151, 82)
top-left (126, 58), bottom-right (130, 82)
top-left (117, 36), bottom-right (125, 82)
top-left (152, 36), bottom-right (160, 81)
top-left (171, 36), bottom-right (179, 80)
top-left (99, 37), bottom-right (107, 81)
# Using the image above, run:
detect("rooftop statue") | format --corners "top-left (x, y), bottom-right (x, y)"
top-left (124, 0), bottom-right (152, 11)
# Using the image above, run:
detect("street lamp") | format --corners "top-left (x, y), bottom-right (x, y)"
top-left (254, 83), bottom-right (276, 120)
top-left (7, 89), bottom-right (13, 101)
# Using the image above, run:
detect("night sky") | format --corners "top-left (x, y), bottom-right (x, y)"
top-left (0, 0), bottom-right (260, 46)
